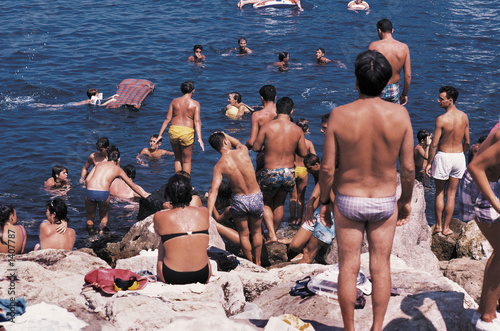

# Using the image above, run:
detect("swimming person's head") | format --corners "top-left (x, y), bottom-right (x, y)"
top-left (96, 137), bottom-right (110, 152)
top-left (377, 19), bottom-right (393, 33)
top-left (439, 86), bottom-right (459, 104)
top-left (87, 88), bottom-right (99, 99)
top-left (279, 52), bottom-right (289, 62)
top-left (208, 131), bottom-right (226, 152)
top-left (355, 50), bottom-right (392, 97)
top-left (296, 118), bottom-right (309, 133)
top-left (259, 85), bottom-right (276, 103)
top-left (46, 197), bottom-right (68, 225)
top-left (165, 174), bottom-right (192, 208)
top-left (52, 164), bottom-right (68, 182)
top-left (193, 44), bottom-right (203, 53)
top-left (228, 92), bottom-right (242, 104)
top-left (123, 164), bottom-right (136, 180)
top-left (181, 81), bottom-right (195, 94)
top-left (108, 145), bottom-right (120, 163)
top-left (276, 97), bottom-right (294, 115)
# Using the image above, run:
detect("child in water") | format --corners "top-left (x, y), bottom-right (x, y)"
top-left (138, 134), bottom-right (174, 158)
top-left (225, 92), bottom-right (252, 119)
top-left (45, 165), bottom-right (69, 188)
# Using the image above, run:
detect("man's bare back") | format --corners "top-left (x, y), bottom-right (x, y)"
top-left (246, 104), bottom-right (276, 148)
top-left (369, 38), bottom-right (410, 85)
top-left (169, 95), bottom-right (199, 128)
top-left (86, 161), bottom-right (127, 191)
top-left (434, 110), bottom-right (469, 154)
top-left (218, 147), bottom-right (260, 195)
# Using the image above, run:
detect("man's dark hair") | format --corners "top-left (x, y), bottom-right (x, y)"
top-left (304, 153), bottom-right (320, 167)
top-left (208, 131), bottom-right (226, 152)
top-left (355, 50), bottom-right (392, 97)
top-left (276, 97), bottom-right (294, 115)
top-left (417, 130), bottom-right (430, 142)
top-left (321, 113), bottom-right (330, 124)
top-left (317, 48), bottom-right (326, 54)
top-left (193, 44), bottom-right (203, 52)
top-left (165, 174), bottom-right (192, 208)
top-left (259, 85), bottom-right (276, 102)
top-left (180, 81), bottom-right (195, 94)
top-left (87, 88), bottom-right (98, 99)
top-left (96, 137), bottom-right (109, 150)
top-left (238, 37), bottom-right (247, 43)
top-left (229, 92), bottom-right (241, 103)
top-left (377, 19), bottom-right (393, 33)
top-left (123, 164), bottom-right (136, 180)
top-left (51, 165), bottom-right (68, 181)
top-left (278, 52), bottom-right (288, 62)
top-left (296, 118), bottom-right (309, 133)
top-left (439, 86), bottom-right (459, 104)
top-left (107, 145), bottom-right (120, 162)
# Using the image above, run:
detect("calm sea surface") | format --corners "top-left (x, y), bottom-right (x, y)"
top-left (1, 0), bottom-right (499, 251)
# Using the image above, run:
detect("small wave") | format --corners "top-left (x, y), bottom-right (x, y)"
top-left (0, 95), bottom-right (35, 108)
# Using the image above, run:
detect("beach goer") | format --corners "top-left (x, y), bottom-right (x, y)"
top-left (245, 85), bottom-right (277, 150)
top-left (138, 134), bottom-right (174, 158)
top-left (369, 19), bottom-right (411, 105)
top-left (459, 128), bottom-right (500, 329)
top-left (225, 92), bottom-right (252, 119)
top-left (110, 164), bottom-right (147, 199)
top-left (274, 52), bottom-right (290, 71)
top-left (468, 134), bottom-right (488, 164)
top-left (187, 44), bottom-right (206, 63)
top-left (237, 0), bottom-right (303, 11)
top-left (35, 198), bottom-right (75, 251)
top-left (253, 97), bottom-right (308, 243)
top-left (348, 0), bottom-right (369, 10)
top-left (289, 119), bottom-right (316, 225)
top-left (425, 86), bottom-right (470, 236)
top-left (153, 174), bottom-right (211, 284)
top-left (162, 171), bottom-right (203, 209)
top-left (72, 88), bottom-right (118, 106)
top-left (157, 81), bottom-right (204, 175)
top-left (414, 130), bottom-right (432, 178)
top-left (315, 48), bottom-right (346, 68)
top-left (236, 37), bottom-right (252, 55)
top-left (0, 204), bottom-right (26, 254)
top-left (319, 50), bottom-right (414, 331)
top-left (320, 113), bottom-right (330, 135)
top-left (207, 131), bottom-right (264, 265)
top-left (85, 146), bottom-right (149, 230)
top-left (45, 165), bottom-right (69, 188)
top-left (80, 137), bottom-right (110, 184)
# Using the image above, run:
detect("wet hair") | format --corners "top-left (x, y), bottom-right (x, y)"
top-left (0, 204), bottom-right (15, 245)
top-left (417, 130), bottom-right (430, 142)
top-left (150, 133), bottom-right (162, 143)
top-left (478, 135), bottom-right (488, 144)
top-left (278, 52), bottom-right (288, 62)
top-left (439, 86), bottom-right (459, 104)
top-left (46, 197), bottom-right (68, 225)
top-left (107, 145), bottom-right (120, 162)
top-left (165, 174), bottom-right (192, 208)
top-left (52, 165), bottom-right (68, 181)
top-left (96, 137), bottom-right (109, 150)
top-left (193, 44), bottom-right (203, 52)
top-left (316, 48), bottom-right (326, 55)
top-left (238, 37), bottom-right (247, 43)
top-left (321, 113), bottom-right (330, 124)
top-left (209, 131), bottom-right (226, 152)
top-left (296, 118), bottom-right (309, 133)
top-left (87, 88), bottom-right (98, 99)
top-left (276, 97), bottom-right (294, 115)
top-left (123, 164), bottom-right (136, 180)
top-left (304, 153), bottom-right (320, 167)
top-left (355, 50), bottom-right (392, 97)
top-left (259, 85), bottom-right (276, 102)
top-left (229, 92), bottom-right (241, 103)
top-left (180, 81), bottom-right (195, 94)
top-left (377, 19), bottom-right (393, 33)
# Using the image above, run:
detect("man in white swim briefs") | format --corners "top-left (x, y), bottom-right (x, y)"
top-left (426, 86), bottom-right (470, 236)
top-left (369, 19), bottom-right (411, 105)
top-left (319, 50), bottom-right (414, 331)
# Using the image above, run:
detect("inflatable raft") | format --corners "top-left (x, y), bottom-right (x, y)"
top-left (253, 0), bottom-right (297, 9)
top-left (105, 79), bottom-right (155, 110)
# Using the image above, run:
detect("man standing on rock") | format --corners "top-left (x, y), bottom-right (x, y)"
top-left (426, 86), bottom-right (470, 236)
top-left (319, 50), bottom-right (414, 331)
top-left (369, 19), bottom-right (411, 105)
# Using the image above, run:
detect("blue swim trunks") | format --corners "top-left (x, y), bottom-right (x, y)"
top-left (86, 189), bottom-right (110, 203)
top-left (230, 192), bottom-right (264, 219)
top-left (258, 168), bottom-right (295, 194)
top-left (301, 208), bottom-right (336, 244)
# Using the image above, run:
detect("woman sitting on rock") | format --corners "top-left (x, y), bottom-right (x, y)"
top-left (154, 174), bottom-right (211, 284)
top-left (0, 204), bottom-right (27, 254)
top-left (35, 197), bottom-right (75, 250)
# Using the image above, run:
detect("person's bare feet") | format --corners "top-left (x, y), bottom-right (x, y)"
top-left (432, 227), bottom-right (442, 235)
top-left (265, 236), bottom-right (278, 244)
top-left (442, 229), bottom-right (454, 236)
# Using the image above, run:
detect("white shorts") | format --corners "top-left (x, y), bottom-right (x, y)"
top-left (431, 151), bottom-right (466, 180)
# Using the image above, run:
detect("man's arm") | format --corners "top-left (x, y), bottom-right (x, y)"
top-left (463, 116), bottom-right (470, 153)
top-left (303, 182), bottom-right (320, 225)
top-left (397, 114), bottom-right (415, 225)
top-left (80, 155), bottom-right (94, 183)
top-left (425, 118), bottom-right (442, 177)
top-left (157, 102), bottom-right (174, 140)
top-left (318, 111), bottom-right (336, 226)
top-left (296, 132), bottom-right (308, 158)
top-left (194, 102), bottom-right (205, 151)
top-left (119, 169), bottom-right (149, 198)
top-left (252, 125), bottom-right (266, 152)
top-left (207, 166), bottom-right (223, 217)
top-left (400, 46), bottom-right (412, 106)
top-left (246, 112), bottom-right (260, 148)
top-left (224, 132), bottom-right (244, 150)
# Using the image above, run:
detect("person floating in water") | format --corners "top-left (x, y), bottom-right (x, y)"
top-left (225, 92), bottom-right (252, 119)
top-left (45, 165), bottom-right (69, 189)
top-left (315, 48), bottom-right (346, 68)
top-left (72, 88), bottom-right (118, 106)
top-left (187, 44), bottom-right (206, 63)
top-left (157, 81), bottom-right (204, 175)
top-left (369, 19), bottom-right (411, 105)
top-left (274, 52), bottom-right (290, 71)
top-left (348, 0), bottom-right (369, 10)
top-left (138, 134), bottom-right (174, 158)
top-left (319, 50), bottom-right (414, 331)
top-left (237, 0), bottom-right (303, 11)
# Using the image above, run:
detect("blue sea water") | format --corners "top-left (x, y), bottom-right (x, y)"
top-left (1, 0), bottom-right (499, 251)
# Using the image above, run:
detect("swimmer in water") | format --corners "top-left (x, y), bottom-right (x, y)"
top-left (273, 52), bottom-right (290, 71)
top-left (187, 44), bottom-right (206, 63)
top-left (45, 165), bottom-right (70, 189)
top-left (225, 92), bottom-right (252, 119)
top-left (316, 48), bottom-right (347, 68)
top-left (348, 0), bottom-right (369, 10)
top-left (237, 0), bottom-right (303, 11)
top-left (72, 88), bottom-right (119, 106)
top-left (138, 134), bottom-right (174, 158)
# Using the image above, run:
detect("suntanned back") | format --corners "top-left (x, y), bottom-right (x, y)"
top-left (85, 162), bottom-right (121, 190)
top-left (369, 40), bottom-right (409, 84)
top-left (261, 119), bottom-right (306, 169)
top-left (329, 98), bottom-right (413, 197)
top-left (170, 95), bottom-right (199, 128)
top-left (218, 148), bottom-right (260, 195)
top-left (436, 110), bottom-right (469, 153)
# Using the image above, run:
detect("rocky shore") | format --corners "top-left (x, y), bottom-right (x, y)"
top-left (0, 180), bottom-right (491, 330)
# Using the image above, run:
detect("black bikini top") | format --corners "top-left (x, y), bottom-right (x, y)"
top-left (160, 229), bottom-right (209, 243)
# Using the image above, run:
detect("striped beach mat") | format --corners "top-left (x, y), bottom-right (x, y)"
top-left (106, 79), bottom-right (155, 109)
